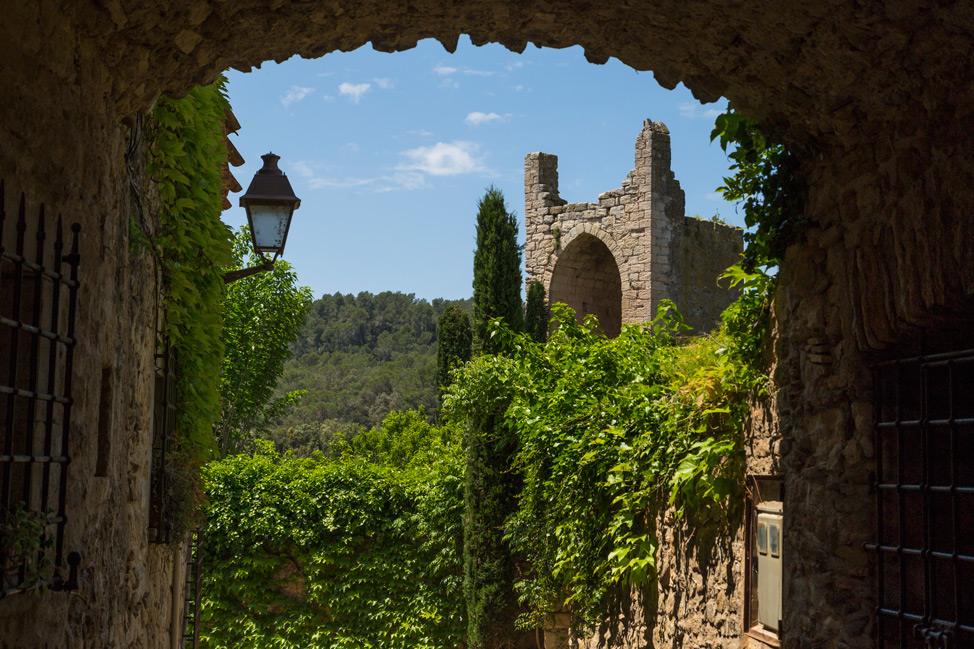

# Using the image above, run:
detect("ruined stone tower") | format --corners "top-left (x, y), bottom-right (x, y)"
top-left (524, 119), bottom-right (743, 335)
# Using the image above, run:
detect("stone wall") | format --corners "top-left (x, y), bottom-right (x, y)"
top-left (524, 119), bottom-right (742, 333)
top-left (0, 4), bottom-right (182, 646)
top-left (555, 387), bottom-right (781, 649)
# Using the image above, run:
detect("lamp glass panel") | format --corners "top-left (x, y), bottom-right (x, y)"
top-left (250, 204), bottom-right (292, 251)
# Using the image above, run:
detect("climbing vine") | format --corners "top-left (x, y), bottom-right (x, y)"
top-left (711, 106), bottom-right (806, 271)
top-left (445, 299), bottom-right (765, 630)
top-left (148, 77), bottom-right (233, 459)
top-left (144, 77), bottom-right (234, 535)
top-left (200, 413), bottom-right (467, 649)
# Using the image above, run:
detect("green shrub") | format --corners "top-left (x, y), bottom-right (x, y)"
top-left (201, 413), bottom-right (466, 649)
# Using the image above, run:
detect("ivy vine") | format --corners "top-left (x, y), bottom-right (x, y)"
top-left (444, 296), bottom-right (769, 630)
top-left (711, 106), bottom-right (806, 271)
top-left (200, 414), bottom-right (467, 649)
top-left (145, 77), bottom-right (234, 532)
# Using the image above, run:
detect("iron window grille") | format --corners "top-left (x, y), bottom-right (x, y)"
top-left (0, 181), bottom-right (82, 597)
top-left (866, 336), bottom-right (974, 649)
top-left (182, 525), bottom-right (204, 649)
top-left (149, 336), bottom-right (177, 544)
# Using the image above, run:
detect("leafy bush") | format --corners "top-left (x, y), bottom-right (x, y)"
top-left (445, 302), bottom-right (752, 629)
top-left (217, 227), bottom-right (314, 455)
top-left (711, 106), bottom-right (805, 271)
top-left (201, 413), bottom-right (466, 649)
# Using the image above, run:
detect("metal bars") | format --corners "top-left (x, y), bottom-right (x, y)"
top-left (182, 525), bottom-right (203, 649)
top-left (0, 181), bottom-right (81, 597)
top-left (148, 338), bottom-right (177, 544)
top-left (867, 345), bottom-right (974, 648)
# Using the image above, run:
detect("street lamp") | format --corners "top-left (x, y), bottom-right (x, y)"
top-left (223, 152), bottom-right (301, 284)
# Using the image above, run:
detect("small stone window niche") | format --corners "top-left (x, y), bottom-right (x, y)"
top-left (744, 475), bottom-right (784, 647)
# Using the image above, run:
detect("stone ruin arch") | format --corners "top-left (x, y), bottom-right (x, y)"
top-left (525, 120), bottom-right (742, 334)
top-left (548, 230), bottom-right (624, 337)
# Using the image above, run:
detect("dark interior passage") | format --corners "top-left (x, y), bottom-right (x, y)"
top-left (549, 234), bottom-right (622, 338)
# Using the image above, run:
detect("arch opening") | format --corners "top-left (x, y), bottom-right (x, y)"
top-left (548, 233), bottom-right (622, 338)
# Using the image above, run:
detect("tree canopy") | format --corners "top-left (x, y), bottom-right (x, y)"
top-left (268, 292), bottom-right (472, 454)
top-left (436, 306), bottom-right (473, 413)
top-left (217, 227), bottom-right (313, 455)
top-left (472, 186), bottom-right (522, 353)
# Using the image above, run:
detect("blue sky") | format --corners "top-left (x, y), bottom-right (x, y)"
top-left (222, 37), bottom-right (737, 302)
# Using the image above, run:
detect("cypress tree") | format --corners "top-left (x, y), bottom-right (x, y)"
top-left (436, 305), bottom-right (472, 412)
top-left (472, 186), bottom-right (523, 353)
top-left (465, 186), bottom-right (524, 648)
top-left (523, 280), bottom-right (548, 343)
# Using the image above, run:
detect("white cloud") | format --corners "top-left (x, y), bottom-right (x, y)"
top-left (373, 77), bottom-right (394, 89)
top-left (678, 102), bottom-right (723, 120)
top-left (296, 141), bottom-right (487, 195)
top-left (281, 85), bottom-right (314, 108)
top-left (378, 171), bottom-right (429, 192)
top-left (304, 171), bottom-right (430, 193)
top-left (465, 111), bottom-right (506, 126)
top-left (307, 176), bottom-right (374, 190)
top-left (316, 71), bottom-right (334, 78)
top-left (407, 129), bottom-right (433, 137)
top-left (433, 63), bottom-right (495, 77)
top-left (339, 82), bottom-right (371, 103)
top-left (705, 191), bottom-right (725, 201)
top-left (506, 61), bottom-right (524, 71)
top-left (288, 160), bottom-right (315, 178)
top-left (398, 141), bottom-right (484, 176)
top-left (513, 85), bottom-right (524, 92)
top-left (322, 94), bottom-right (335, 102)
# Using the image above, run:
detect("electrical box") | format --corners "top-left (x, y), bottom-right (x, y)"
top-left (756, 501), bottom-right (783, 632)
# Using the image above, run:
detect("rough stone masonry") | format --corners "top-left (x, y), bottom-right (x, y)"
top-left (524, 119), bottom-right (743, 334)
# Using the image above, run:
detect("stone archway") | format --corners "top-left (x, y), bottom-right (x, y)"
top-left (70, 0), bottom-right (971, 163)
top-left (549, 233), bottom-right (623, 338)
top-left (5, 4), bottom-right (974, 649)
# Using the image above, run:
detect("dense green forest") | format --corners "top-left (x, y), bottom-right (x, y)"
top-left (267, 291), bottom-right (472, 454)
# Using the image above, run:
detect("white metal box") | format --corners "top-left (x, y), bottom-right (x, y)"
top-left (756, 501), bottom-right (783, 631)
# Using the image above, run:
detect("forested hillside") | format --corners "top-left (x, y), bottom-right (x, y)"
top-left (269, 291), bottom-right (472, 453)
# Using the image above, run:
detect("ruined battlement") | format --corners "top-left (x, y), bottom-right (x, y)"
top-left (524, 119), bottom-right (742, 334)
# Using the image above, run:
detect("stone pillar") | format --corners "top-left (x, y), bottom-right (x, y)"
top-left (524, 152), bottom-right (565, 290)
top-left (633, 119), bottom-right (680, 320)
top-left (524, 151), bottom-right (561, 211)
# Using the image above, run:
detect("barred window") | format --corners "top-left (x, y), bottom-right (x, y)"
top-left (0, 182), bottom-right (82, 597)
top-left (868, 328), bottom-right (974, 648)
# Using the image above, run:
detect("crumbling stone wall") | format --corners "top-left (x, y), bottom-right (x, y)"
top-left (524, 120), bottom-right (742, 333)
